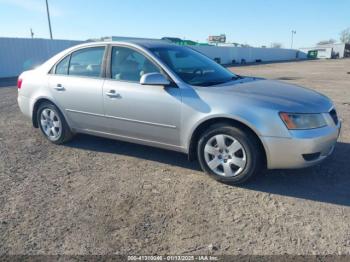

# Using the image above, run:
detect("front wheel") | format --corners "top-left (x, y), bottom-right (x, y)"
top-left (197, 124), bottom-right (263, 184)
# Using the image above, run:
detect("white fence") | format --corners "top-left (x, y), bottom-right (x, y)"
top-left (0, 37), bottom-right (307, 78)
top-left (191, 45), bottom-right (306, 64)
top-left (0, 37), bottom-right (83, 78)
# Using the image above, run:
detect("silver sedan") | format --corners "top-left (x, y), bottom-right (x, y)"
top-left (17, 40), bottom-right (341, 184)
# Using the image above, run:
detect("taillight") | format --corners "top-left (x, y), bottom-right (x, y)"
top-left (17, 78), bottom-right (23, 89)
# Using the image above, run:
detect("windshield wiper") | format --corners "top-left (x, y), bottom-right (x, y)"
top-left (194, 74), bottom-right (244, 86)
top-left (232, 75), bottom-right (244, 80)
top-left (197, 80), bottom-right (228, 86)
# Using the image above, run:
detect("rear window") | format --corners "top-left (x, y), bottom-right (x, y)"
top-left (55, 55), bottom-right (70, 75)
top-left (69, 47), bottom-right (105, 77)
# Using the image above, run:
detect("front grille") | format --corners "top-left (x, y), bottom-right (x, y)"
top-left (329, 109), bottom-right (338, 125)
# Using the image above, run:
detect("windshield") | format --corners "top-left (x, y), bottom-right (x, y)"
top-left (149, 46), bottom-right (238, 86)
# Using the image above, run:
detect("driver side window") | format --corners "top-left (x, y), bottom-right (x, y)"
top-left (111, 46), bottom-right (161, 82)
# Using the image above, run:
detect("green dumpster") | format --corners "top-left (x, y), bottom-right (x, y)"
top-left (307, 50), bottom-right (318, 59)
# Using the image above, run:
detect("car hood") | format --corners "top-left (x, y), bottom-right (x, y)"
top-left (194, 77), bottom-right (333, 113)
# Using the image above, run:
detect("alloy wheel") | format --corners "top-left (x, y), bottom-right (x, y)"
top-left (204, 134), bottom-right (247, 177)
top-left (40, 108), bottom-right (62, 141)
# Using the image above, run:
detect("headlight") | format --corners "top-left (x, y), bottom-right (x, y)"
top-left (279, 112), bottom-right (327, 130)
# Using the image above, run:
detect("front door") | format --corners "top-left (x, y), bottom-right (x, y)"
top-left (102, 46), bottom-right (182, 147)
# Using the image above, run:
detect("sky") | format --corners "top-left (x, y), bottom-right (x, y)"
top-left (0, 0), bottom-right (349, 48)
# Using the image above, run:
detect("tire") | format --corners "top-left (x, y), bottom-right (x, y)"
top-left (37, 102), bottom-right (74, 144)
top-left (197, 123), bottom-right (262, 184)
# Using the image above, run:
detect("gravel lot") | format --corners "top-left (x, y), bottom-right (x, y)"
top-left (1, 59), bottom-right (350, 255)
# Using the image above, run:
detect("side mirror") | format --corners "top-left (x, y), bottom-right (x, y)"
top-left (140, 73), bottom-right (170, 86)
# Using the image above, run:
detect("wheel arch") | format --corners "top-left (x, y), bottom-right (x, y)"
top-left (187, 117), bottom-right (267, 167)
top-left (32, 98), bottom-right (66, 128)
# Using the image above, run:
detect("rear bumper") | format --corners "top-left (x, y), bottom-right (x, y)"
top-left (17, 94), bottom-right (33, 119)
top-left (261, 121), bottom-right (341, 169)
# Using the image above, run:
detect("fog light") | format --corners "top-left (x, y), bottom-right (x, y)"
top-left (302, 152), bottom-right (321, 161)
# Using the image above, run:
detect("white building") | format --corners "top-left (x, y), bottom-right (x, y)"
top-left (299, 43), bottom-right (350, 59)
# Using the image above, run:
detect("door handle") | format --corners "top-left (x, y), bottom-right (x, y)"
top-left (54, 84), bottom-right (65, 91)
top-left (106, 90), bottom-right (121, 98)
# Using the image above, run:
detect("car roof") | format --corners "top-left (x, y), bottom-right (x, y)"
top-left (76, 39), bottom-right (179, 50)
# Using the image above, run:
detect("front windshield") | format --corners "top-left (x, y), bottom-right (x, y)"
top-left (149, 46), bottom-right (238, 86)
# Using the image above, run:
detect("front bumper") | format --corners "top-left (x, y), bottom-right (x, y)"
top-left (261, 121), bottom-right (341, 169)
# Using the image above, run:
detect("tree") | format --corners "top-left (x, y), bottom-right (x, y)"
top-left (340, 27), bottom-right (350, 43)
top-left (317, 39), bottom-right (336, 45)
top-left (271, 42), bottom-right (282, 48)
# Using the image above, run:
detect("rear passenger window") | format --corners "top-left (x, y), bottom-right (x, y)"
top-left (69, 47), bottom-right (105, 77)
top-left (55, 55), bottom-right (70, 75)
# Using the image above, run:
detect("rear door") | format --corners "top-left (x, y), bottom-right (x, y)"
top-left (48, 46), bottom-right (106, 131)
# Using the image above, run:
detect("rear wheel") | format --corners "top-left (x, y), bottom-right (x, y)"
top-left (37, 102), bottom-right (73, 144)
top-left (197, 124), bottom-right (262, 184)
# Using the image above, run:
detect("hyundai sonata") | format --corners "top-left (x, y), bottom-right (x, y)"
top-left (17, 41), bottom-right (341, 184)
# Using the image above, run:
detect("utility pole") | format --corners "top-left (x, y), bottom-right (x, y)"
top-left (45, 0), bottom-right (53, 39)
top-left (291, 30), bottom-right (296, 49)
top-left (30, 28), bottom-right (34, 38)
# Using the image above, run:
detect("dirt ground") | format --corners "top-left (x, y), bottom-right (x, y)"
top-left (0, 59), bottom-right (350, 255)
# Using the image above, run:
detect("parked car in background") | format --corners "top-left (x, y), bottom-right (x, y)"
top-left (17, 41), bottom-right (341, 184)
